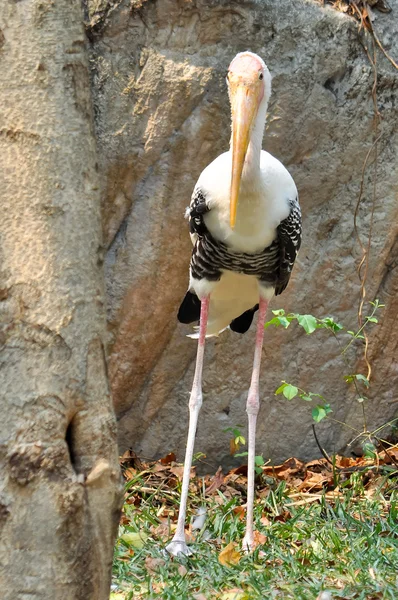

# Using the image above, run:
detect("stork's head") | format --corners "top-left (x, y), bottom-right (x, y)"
top-left (227, 51), bottom-right (271, 228)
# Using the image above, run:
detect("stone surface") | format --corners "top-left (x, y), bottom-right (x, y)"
top-left (86, 0), bottom-right (398, 468)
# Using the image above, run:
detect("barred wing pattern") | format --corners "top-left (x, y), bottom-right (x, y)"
top-left (188, 188), bottom-right (301, 294)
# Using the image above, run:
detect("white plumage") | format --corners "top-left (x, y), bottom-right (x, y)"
top-left (189, 150), bottom-right (298, 335)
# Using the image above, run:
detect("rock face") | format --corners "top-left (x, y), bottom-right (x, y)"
top-left (86, 0), bottom-right (398, 468)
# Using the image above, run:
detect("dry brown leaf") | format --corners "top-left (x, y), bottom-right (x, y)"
top-left (229, 464), bottom-right (248, 477)
top-left (178, 564), bottom-right (188, 577)
top-left (152, 581), bottom-right (166, 594)
top-left (123, 467), bottom-right (137, 480)
top-left (170, 464), bottom-right (196, 480)
top-left (274, 510), bottom-right (291, 523)
top-left (260, 515), bottom-right (271, 527)
top-left (152, 462), bottom-right (172, 473)
top-left (144, 556), bottom-right (165, 574)
top-left (218, 542), bottom-right (241, 566)
top-left (233, 506), bottom-right (245, 521)
top-left (263, 457), bottom-right (306, 481)
top-left (252, 530), bottom-right (267, 547)
top-left (206, 466), bottom-right (224, 495)
top-left (299, 471), bottom-right (332, 492)
top-left (230, 438), bottom-right (239, 455)
top-left (150, 521), bottom-right (170, 539)
top-left (379, 446), bottom-right (398, 464)
top-left (160, 452), bottom-right (176, 465)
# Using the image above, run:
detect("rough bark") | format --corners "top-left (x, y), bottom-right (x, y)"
top-left (85, 0), bottom-right (398, 467)
top-left (0, 1), bottom-right (122, 598)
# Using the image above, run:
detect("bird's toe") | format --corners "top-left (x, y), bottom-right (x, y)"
top-left (166, 539), bottom-right (193, 557)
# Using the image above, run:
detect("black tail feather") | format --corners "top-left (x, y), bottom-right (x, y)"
top-left (178, 290), bottom-right (201, 324)
top-left (229, 304), bottom-right (259, 334)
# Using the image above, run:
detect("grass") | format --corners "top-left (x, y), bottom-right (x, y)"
top-left (112, 454), bottom-right (398, 599)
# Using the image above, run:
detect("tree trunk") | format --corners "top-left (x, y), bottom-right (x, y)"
top-left (0, 1), bottom-right (122, 598)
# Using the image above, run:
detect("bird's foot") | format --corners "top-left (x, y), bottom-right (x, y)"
top-left (166, 538), bottom-right (193, 557)
top-left (242, 534), bottom-right (254, 554)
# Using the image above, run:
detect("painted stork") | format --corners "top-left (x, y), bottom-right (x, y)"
top-left (166, 51), bottom-right (302, 556)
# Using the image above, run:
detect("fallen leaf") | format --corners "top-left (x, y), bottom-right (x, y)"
top-left (230, 464), bottom-right (248, 477)
top-left (152, 462), bottom-right (171, 473)
top-left (253, 530), bottom-right (267, 546)
top-left (120, 531), bottom-right (148, 549)
top-left (263, 457), bottom-right (306, 481)
top-left (170, 464), bottom-right (196, 480)
top-left (273, 510), bottom-right (291, 523)
top-left (123, 467), bottom-right (137, 480)
top-left (206, 466), bottom-right (224, 495)
top-left (150, 521), bottom-right (170, 539)
top-left (260, 515), bottom-right (271, 527)
top-left (233, 506), bottom-right (245, 521)
top-left (152, 581), bottom-right (166, 593)
top-left (160, 452), bottom-right (176, 465)
top-left (178, 564), bottom-right (188, 576)
top-left (144, 556), bottom-right (165, 574)
top-left (218, 542), bottom-right (241, 566)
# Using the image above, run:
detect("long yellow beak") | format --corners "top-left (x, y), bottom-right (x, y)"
top-left (230, 85), bottom-right (259, 228)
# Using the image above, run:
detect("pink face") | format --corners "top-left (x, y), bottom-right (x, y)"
top-left (227, 52), bottom-right (265, 104)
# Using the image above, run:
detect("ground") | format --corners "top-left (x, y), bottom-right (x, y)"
top-left (111, 447), bottom-right (398, 599)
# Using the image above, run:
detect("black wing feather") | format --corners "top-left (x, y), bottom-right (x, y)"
top-left (274, 199), bottom-right (302, 296)
top-left (229, 304), bottom-right (259, 333)
top-left (188, 188), bottom-right (210, 237)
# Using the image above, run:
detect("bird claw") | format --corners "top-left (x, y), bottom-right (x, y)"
top-left (166, 538), bottom-right (193, 557)
top-left (242, 535), bottom-right (254, 553)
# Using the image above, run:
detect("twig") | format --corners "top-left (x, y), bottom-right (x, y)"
top-left (312, 424), bottom-right (334, 467)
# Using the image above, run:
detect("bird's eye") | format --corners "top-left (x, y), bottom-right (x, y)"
top-left (259, 72), bottom-right (264, 80)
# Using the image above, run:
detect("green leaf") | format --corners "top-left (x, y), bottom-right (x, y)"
top-left (297, 314), bottom-right (318, 334)
top-left (300, 394), bottom-right (313, 402)
top-left (255, 455), bottom-right (265, 466)
top-left (312, 404), bottom-right (332, 423)
top-left (366, 316), bottom-right (378, 323)
top-left (272, 309), bottom-right (285, 316)
top-left (282, 384), bottom-right (298, 400)
top-left (355, 374), bottom-right (370, 387)
top-left (363, 442), bottom-right (377, 459)
top-left (321, 317), bottom-right (344, 332)
top-left (275, 383), bottom-right (288, 395)
top-left (265, 315), bottom-right (291, 329)
top-left (264, 317), bottom-right (281, 329)
top-left (276, 316), bottom-right (290, 328)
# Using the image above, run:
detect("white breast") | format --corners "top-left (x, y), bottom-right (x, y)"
top-left (197, 150), bottom-right (297, 254)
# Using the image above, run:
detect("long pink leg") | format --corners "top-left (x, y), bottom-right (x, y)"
top-left (166, 295), bottom-right (210, 556)
top-left (242, 297), bottom-right (268, 552)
